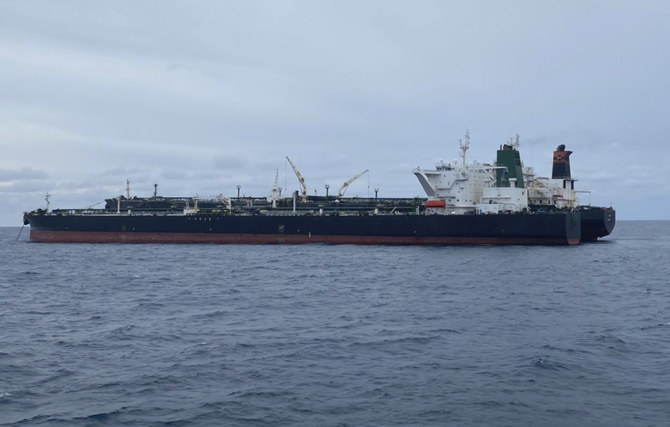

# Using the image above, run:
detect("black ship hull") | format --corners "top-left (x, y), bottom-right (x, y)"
top-left (578, 206), bottom-right (616, 242)
top-left (25, 211), bottom-right (581, 245)
top-left (22, 141), bottom-right (614, 245)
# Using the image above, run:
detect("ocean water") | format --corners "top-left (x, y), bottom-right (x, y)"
top-left (1, 222), bottom-right (669, 426)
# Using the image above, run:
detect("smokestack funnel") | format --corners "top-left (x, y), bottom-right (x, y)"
top-left (552, 144), bottom-right (572, 179)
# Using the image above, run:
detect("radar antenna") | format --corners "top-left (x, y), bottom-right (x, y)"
top-left (507, 133), bottom-right (520, 150)
top-left (458, 130), bottom-right (471, 165)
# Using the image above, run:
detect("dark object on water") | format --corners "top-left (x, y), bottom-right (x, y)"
top-left (578, 206), bottom-right (616, 242)
top-left (24, 209), bottom-right (582, 245)
top-left (22, 138), bottom-right (614, 245)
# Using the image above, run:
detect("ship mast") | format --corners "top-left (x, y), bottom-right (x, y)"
top-left (459, 130), bottom-right (470, 165)
top-left (507, 133), bottom-right (520, 150)
top-left (270, 169), bottom-right (281, 207)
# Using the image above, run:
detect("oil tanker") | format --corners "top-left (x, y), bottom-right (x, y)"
top-left (22, 136), bottom-right (614, 245)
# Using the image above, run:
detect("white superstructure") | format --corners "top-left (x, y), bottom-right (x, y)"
top-left (414, 133), bottom-right (529, 215)
top-left (524, 166), bottom-right (578, 209)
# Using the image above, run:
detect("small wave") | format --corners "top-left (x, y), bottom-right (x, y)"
top-left (473, 400), bottom-right (503, 407)
top-left (540, 343), bottom-right (590, 355)
top-left (71, 407), bottom-right (127, 422)
top-left (593, 334), bottom-right (628, 353)
top-left (233, 342), bottom-right (257, 349)
top-left (531, 356), bottom-right (570, 371)
top-left (37, 368), bottom-right (76, 384)
top-left (595, 334), bottom-right (626, 345)
top-left (135, 373), bottom-right (182, 388)
top-left (228, 389), bottom-right (288, 399)
top-left (348, 335), bottom-right (437, 348)
top-left (187, 309), bottom-right (230, 320)
top-left (640, 322), bottom-right (670, 331)
top-left (429, 327), bottom-right (462, 334)
top-left (95, 324), bottom-right (140, 341)
top-left (24, 310), bottom-right (52, 315)
top-left (135, 301), bottom-right (166, 309)
top-left (86, 409), bottom-right (123, 420)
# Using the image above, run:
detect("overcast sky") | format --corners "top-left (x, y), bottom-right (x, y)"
top-left (1, 0), bottom-right (669, 225)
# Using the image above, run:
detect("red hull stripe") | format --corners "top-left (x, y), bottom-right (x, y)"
top-left (30, 230), bottom-right (579, 245)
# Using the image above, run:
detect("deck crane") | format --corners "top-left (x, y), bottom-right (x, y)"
top-left (285, 156), bottom-right (308, 202)
top-left (267, 169), bottom-right (282, 208)
top-left (338, 169), bottom-right (369, 198)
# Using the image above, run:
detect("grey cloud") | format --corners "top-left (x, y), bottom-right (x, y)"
top-left (0, 167), bottom-right (48, 181)
top-left (1, 1), bottom-right (670, 224)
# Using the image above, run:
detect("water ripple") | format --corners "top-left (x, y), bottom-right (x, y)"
top-left (1, 222), bottom-right (670, 426)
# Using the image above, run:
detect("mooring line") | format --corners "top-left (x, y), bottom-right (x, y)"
top-left (16, 224), bottom-right (25, 241)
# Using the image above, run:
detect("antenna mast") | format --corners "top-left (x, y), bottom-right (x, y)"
top-left (459, 130), bottom-right (471, 165)
top-left (507, 133), bottom-right (520, 150)
top-left (126, 179), bottom-right (131, 199)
